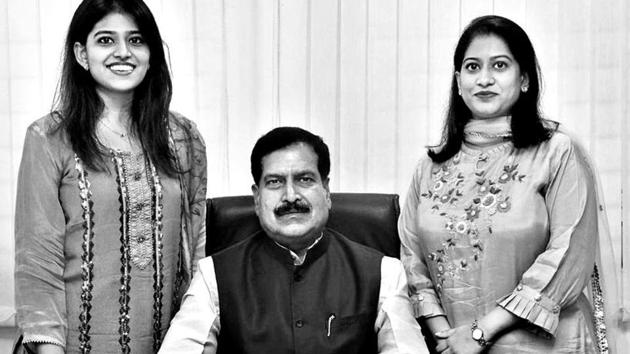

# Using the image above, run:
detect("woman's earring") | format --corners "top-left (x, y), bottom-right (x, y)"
top-left (521, 85), bottom-right (528, 93)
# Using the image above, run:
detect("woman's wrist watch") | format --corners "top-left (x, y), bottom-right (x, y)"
top-left (471, 320), bottom-right (489, 347)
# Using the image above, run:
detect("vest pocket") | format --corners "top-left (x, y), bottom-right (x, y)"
top-left (328, 312), bottom-right (373, 337)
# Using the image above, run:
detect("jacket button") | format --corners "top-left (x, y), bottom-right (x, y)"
top-left (294, 273), bottom-right (302, 282)
top-left (295, 320), bottom-right (303, 328)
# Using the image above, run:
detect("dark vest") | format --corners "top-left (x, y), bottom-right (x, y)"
top-left (213, 229), bottom-right (383, 354)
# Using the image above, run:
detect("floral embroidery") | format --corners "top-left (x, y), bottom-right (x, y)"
top-left (499, 163), bottom-right (526, 184)
top-left (465, 204), bottom-right (481, 221)
top-left (497, 199), bottom-right (511, 212)
top-left (421, 151), bottom-right (526, 289)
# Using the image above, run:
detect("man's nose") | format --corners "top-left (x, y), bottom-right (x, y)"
top-left (282, 182), bottom-right (301, 203)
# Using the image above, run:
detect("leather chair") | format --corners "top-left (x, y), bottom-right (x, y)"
top-left (205, 193), bottom-right (441, 351)
top-left (205, 193), bottom-right (401, 258)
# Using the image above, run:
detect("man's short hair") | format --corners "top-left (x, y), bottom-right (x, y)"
top-left (250, 127), bottom-right (331, 184)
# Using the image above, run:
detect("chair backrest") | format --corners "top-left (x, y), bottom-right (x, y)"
top-left (205, 193), bottom-right (401, 258)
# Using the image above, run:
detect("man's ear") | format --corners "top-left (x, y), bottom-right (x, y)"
top-left (251, 184), bottom-right (260, 215)
top-left (73, 42), bottom-right (89, 71)
top-left (323, 178), bottom-right (331, 209)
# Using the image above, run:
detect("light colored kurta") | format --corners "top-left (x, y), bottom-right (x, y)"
top-left (399, 130), bottom-right (600, 353)
top-left (15, 113), bottom-right (207, 353)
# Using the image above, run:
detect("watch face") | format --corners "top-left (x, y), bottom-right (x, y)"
top-left (472, 328), bottom-right (484, 340)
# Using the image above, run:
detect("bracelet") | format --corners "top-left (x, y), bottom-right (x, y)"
top-left (471, 320), bottom-right (489, 347)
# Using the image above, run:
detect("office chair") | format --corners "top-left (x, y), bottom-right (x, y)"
top-left (205, 193), bottom-right (401, 258)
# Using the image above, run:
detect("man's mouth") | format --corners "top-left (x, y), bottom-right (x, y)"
top-left (274, 202), bottom-right (310, 216)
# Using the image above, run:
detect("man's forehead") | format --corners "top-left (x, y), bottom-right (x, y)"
top-left (260, 143), bottom-right (319, 175)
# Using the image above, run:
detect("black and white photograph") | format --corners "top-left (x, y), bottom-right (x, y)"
top-left (0, 0), bottom-right (628, 353)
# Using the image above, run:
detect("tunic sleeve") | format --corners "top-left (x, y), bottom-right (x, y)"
top-left (186, 120), bottom-right (208, 272)
top-left (170, 112), bottom-right (208, 276)
top-left (498, 136), bottom-right (597, 336)
top-left (14, 124), bottom-right (67, 347)
top-left (399, 159), bottom-right (446, 319)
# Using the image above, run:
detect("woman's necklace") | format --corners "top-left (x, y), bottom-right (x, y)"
top-left (101, 119), bottom-right (129, 138)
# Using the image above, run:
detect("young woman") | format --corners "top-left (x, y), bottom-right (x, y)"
top-left (14, 0), bottom-right (207, 352)
top-left (399, 15), bottom-right (619, 354)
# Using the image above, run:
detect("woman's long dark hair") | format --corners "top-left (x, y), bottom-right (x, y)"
top-left (54, 0), bottom-right (178, 175)
top-left (429, 15), bottom-right (554, 163)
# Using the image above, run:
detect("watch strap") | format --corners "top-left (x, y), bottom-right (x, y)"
top-left (471, 320), bottom-right (489, 347)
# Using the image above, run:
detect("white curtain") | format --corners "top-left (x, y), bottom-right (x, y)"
top-left (0, 0), bottom-right (628, 349)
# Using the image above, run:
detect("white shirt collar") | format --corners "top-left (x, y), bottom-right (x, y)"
top-left (274, 233), bottom-right (324, 266)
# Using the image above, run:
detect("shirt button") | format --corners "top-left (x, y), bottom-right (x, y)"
top-left (516, 284), bottom-right (523, 291)
top-left (135, 203), bottom-right (144, 211)
top-left (534, 294), bottom-right (542, 302)
top-left (134, 172), bottom-right (142, 181)
top-left (295, 320), bottom-right (303, 328)
top-left (293, 273), bottom-right (302, 282)
top-left (552, 305), bottom-right (560, 313)
top-left (137, 236), bottom-right (146, 243)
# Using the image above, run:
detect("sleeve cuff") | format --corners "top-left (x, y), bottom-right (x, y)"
top-left (497, 284), bottom-right (560, 335)
top-left (22, 334), bottom-right (65, 348)
top-left (410, 293), bottom-right (446, 319)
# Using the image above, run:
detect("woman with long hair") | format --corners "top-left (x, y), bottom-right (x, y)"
top-left (399, 15), bottom-right (619, 353)
top-left (14, 0), bottom-right (207, 352)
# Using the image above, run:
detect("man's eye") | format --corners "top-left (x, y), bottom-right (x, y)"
top-left (265, 179), bottom-right (281, 187)
top-left (299, 177), bottom-right (314, 183)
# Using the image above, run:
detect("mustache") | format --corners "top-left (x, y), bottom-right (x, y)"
top-left (274, 200), bottom-right (311, 216)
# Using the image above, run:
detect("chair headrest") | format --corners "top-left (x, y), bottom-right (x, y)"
top-left (206, 193), bottom-right (401, 258)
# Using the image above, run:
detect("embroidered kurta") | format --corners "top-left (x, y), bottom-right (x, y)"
top-left (15, 112), bottom-right (207, 353)
top-left (399, 130), bottom-right (601, 353)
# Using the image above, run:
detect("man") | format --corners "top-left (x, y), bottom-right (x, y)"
top-left (160, 127), bottom-right (427, 353)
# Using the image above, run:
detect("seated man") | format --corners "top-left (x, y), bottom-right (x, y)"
top-left (160, 127), bottom-right (427, 354)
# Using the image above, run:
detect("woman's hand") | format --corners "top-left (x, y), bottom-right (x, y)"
top-left (434, 338), bottom-right (450, 353)
top-left (435, 306), bottom-right (520, 353)
top-left (419, 315), bottom-right (452, 353)
top-left (435, 326), bottom-right (485, 354)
